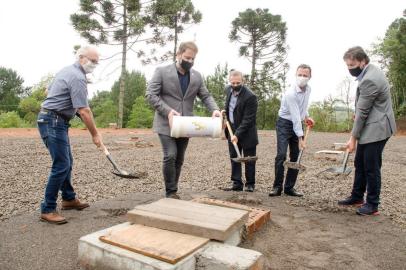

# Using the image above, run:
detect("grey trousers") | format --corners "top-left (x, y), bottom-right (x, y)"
top-left (158, 134), bottom-right (189, 196)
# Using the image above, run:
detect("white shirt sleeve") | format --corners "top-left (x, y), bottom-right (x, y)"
top-left (286, 93), bottom-right (304, 137)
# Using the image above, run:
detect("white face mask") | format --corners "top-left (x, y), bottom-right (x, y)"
top-left (82, 61), bottom-right (97, 74)
top-left (296, 75), bottom-right (310, 88)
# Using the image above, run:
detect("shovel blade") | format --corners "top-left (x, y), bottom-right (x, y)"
top-left (324, 167), bottom-right (352, 175)
top-left (112, 170), bottom-right (147, 179)
top-left (231, 156), bottom-right (258, 163)
top-left (283, 161), bottom-right (306, 172)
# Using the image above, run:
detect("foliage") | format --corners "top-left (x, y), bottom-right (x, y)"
top-left (71, 0), bottom-right (147, 128)
top-left (18, 75), bottom-right (52, 125)
top-left (229, 8), bottom-right (288, 90)
top-left (144, 0), bottom-right (202, 63)
top-left (110, 71), bottom-right (147, 127)
top-left (309, 96), bottom-right (350, 132)
top-left (0, 67), bottom-right (26, 112)
top-left (0, 111), bottom-right (29, 128)
top-left (373, 11), bottom-right (406, 117)
top-left (127, 96), bottom-right (154, 128)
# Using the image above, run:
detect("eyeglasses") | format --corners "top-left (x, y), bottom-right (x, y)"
top-left (84, 56), bottom-right (99, 65)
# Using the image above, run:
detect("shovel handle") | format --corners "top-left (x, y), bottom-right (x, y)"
top-left (342, 150), bottom-right (350, 171)
top-left (303, 125), bottom-right (311, 145)
top-left (224, 115), bottom-right (242, 158)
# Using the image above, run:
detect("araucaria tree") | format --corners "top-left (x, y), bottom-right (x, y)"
top-left (71, 0), bottom-right (147, 128)
top-left (144, 0), bottom-right (202, 63)
top-left (229, 8), bottom-right (288, 90)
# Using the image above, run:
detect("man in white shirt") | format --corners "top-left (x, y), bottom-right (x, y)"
top-left (269, 64), bottom-right (315, 197)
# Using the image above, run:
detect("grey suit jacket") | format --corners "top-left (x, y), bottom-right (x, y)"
top-left (146, 63), bottom-right (219, 136)
top-left (352, 64), bottom-right (397, 144)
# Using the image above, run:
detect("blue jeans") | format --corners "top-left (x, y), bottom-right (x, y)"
top-left (37, 111), bottom-right (76, 213)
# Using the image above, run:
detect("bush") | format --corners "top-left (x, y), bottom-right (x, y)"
top-left (127, 96), bottom-right (154, 128)
top-left (0, 111), bottom-right (29, 128)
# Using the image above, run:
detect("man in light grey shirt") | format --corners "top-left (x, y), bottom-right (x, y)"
top-left (269, 64), bottom-right (315, 197)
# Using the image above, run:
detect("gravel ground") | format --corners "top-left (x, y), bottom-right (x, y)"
top-left (0, 129), bottom-right (405, 229)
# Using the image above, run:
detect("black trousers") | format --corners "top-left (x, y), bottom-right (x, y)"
top-left (228, 140), bottom-right (256, 188)
top-left (351, 138), bottom-right (388, 207)
top-left (158, 134), bottom-right (189, 196)
top-left (273, 117), bottom-right (300, 191)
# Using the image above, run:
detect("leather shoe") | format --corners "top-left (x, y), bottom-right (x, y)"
top-left (61, 198), bottom-right (90, 210)
top-left (166, 193), bottom-right (180, 199)
top-left (245, 185), bottom-right (255, 192)
top-left (269, 187), bottom-right (282, 197)
top-left (222, 186), bottom-right (243, 191)
top-left (40, 212), bottom-right (67, 225)
top-left (284, 189), bottom-right (303, 197)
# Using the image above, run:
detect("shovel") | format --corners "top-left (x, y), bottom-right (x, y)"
top-left (324, 150), bottom-right (352, 175)
top-left (283, 125), bottom-right (311, 172)
top-left (101, 145), bottom-right (145, 179)
top-left (223, 115), bottom-right (258, 163)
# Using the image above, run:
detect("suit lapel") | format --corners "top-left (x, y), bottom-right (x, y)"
top-left (170, 64), bottom-right (184, 98)
top-left (235, 87), bottom-right (246, 109)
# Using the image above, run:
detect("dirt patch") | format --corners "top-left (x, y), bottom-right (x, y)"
top-left (0, 128), bottom-right (405, 269)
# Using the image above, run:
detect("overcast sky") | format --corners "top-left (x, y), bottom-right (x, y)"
top-left (0, 0), bottom-right (404, 103)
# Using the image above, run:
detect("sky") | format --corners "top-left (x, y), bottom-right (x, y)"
top-left (0, 0), bottom-right (404, 103)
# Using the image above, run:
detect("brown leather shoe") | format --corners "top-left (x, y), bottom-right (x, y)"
top-left (61, 198), bottom-right (90, 210)
top-left (40, 212), bottom-right (67, 225)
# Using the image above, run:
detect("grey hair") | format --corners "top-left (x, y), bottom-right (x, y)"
top-left (229, 69), bottom-right (244, 80)
top-left (75, 46), bottom-right (96, 60)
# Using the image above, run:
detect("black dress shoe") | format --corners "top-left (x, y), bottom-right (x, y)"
top-left (284, 189), bottom-right (303, 197)
top-left (269, 187), bottom-right (282, 197)
top-left (245, 185), bottom-right (255, 192)
top-left (222, 186), bottom-right (243, 191)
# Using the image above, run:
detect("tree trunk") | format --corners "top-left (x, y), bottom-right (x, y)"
top-left (118, 2), bottom-right (128, 129)
top-left (250, 36), bottom-right (257, 89)
top-left (173, 14), bottom-right (178, 62)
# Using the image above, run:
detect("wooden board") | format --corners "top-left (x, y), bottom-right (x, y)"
top-left (99, 224), bottom-right (209, 264)
top-left (191, 198), bottom-right (271, 238)
top-left (127, 198), bottom-right (249, 241)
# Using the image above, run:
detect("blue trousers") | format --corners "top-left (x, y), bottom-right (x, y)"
top-left (273, 117), bottom-right (300, 191)
top-left (37, 111), bottom-right (76, 213)
top-left (351, 139), bottom-right (388, 207)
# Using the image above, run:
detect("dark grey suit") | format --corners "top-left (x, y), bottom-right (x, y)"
top-left (351, 64), bottom-right (397, 208)
top-left (146, 63), bottom-right (219, 196)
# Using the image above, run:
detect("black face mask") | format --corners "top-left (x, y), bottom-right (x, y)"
top-left (231, 84), bottom-right (242, 92)
top-left (180, 59), bottom-right (193, 72)
top-left (349, 66), bottom-right (363, 77)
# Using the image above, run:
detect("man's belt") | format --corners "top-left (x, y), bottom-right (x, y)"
top-left (40, 108), bottom-right (71, 121)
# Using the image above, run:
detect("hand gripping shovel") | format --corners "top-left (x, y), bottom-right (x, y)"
top-left (224, 116), bottom-right (258, 163)
top-left (101, 145), bottom-right (145, 179)
top-left (283, 125), bottom-right (311, 172)
top-left (324, 150), bottom-right (352, 176)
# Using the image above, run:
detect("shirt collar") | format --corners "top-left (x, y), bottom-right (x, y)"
top-left (356, 64), bottom-right (369, 81)
top-left (74, 61), bottom-right (86, 75)
top-left (295, 84), bottom-right (307, 93)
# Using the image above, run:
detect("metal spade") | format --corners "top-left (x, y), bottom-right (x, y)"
top-left (224, 114), bottom-right (258, 163)
top-left (283, 125), bottom-right (311, 173)
top-left (101, 145), bottom-right (145, 179)
top-left (324, 150), bottom-right (352, 175)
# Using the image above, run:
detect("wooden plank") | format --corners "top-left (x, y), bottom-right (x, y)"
top-left (99, 224), bottom-right (209, 264)
top-left (191, 198), bottom-right (271, 238)
top-left (127, 198), bottom-right (249, 241)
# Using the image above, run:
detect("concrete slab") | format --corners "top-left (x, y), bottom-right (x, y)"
top-left (127, 198), bottom-right (249, 241)
top-left (196, 242), bottom-right (266, 270)
top-left (78, 222), bottom-right (196, 270)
